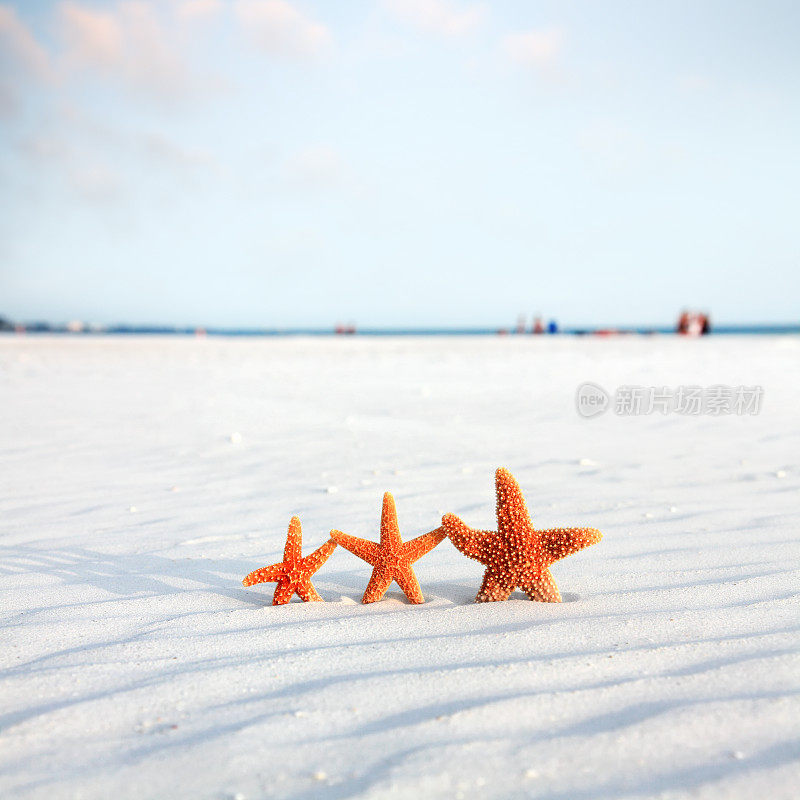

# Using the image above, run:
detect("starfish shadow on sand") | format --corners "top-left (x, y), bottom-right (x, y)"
top-left (0, 543), bottom-right (262, 608)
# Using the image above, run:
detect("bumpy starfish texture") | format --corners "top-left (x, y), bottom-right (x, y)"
top-left (242, 516), bottom-right (336, 605)
top-left (442, 467), bottom-right (602, 603)
top-left (331, 492), bottom-right (446, 604)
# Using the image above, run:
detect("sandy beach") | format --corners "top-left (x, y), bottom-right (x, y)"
top-left (1, 334), bottom-right (798, 799)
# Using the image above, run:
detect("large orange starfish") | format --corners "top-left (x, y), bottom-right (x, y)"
top-left (331, 493), bottom-right (446, 604)
top-left (242, 516), bottom-right (336, 605)
top-left (443, 467), bottom-right (602, 602)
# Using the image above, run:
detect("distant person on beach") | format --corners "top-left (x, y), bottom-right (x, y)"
top-left (677, 311), bottom-right (710, 335)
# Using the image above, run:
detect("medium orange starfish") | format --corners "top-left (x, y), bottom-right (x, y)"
top-left (442, 467), bottom-right (602, 603)
top-left (331, 492), bottom-right (446, 604)
top-left (242, 516), bottom-right (336, 605)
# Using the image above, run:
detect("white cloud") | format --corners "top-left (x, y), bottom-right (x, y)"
top-left (13, 127), bottom-right (122, 203)
top-left (58, 2), bottom-right (122, 69)
top-left (15, 102), bottom-right (221, 204)
top-left (142, 132), bottom-right (216, 171)
top-left (123, 2), bottom-right (189, 92)
top-left (58, 1), bottom-right (189, 98)
top-left (678, 73), bottom-right (713, 93)
top-left (16, 134), bottom-right (72, 162)
top-left (58, 105), bottom-right (218, 174)
top-left (0, 4), bottom-right (51, 80)
top-left (284, 145), bottom-right (345, 188)
top-left (234, 0), bottom-right (331, 58)
top-left (384, 0), bottom-right (485, 37)
top-left (0, 79), bottom-right (16, 116)
top-left (578, 122), bottom-right (647, 174)
top-left (68, 163), bottom-right (122, 203)
top-left (177, 0), bottom-right (223, 24)
top-left (503, 27), bottom-right (563, 70)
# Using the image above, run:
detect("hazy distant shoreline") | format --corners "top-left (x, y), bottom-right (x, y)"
top-left (2, 324), bottom-right (799, 337)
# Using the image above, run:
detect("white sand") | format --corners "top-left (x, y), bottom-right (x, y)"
top-left (1, 334), bottom-right (798, 800)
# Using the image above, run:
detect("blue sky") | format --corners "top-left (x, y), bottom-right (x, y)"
top-left (1, 0), bottom-right (798, 328)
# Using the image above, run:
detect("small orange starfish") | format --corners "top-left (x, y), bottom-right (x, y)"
top-left (331, 492), bottom-right (446, 604)
top-left (443, 467), bottom-right (602, 602)
top-left (242, 516), bottom-right (336, 605)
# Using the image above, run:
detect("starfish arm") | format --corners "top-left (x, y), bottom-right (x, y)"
top-left (475, 569), bottom-right (515, 603)
top-left (361, 566), bottom-right (393, 604)
top-left (272, 578), bottom-right (297, 605)
top-left (330, 530), bottom-right (381, 566)
top-left (301, 538), bottom-right (337, 574)
top-left (380, 492), bottom-right (402, 548)
top-left (283, 516), bottom-right (303, 562)
top-left (296, 578), bottom-right (323, 602)
top-left (394, 564), bottom-right (424, 604)
top-left (540, 527), bottom-right (603, 565)
top-left (401, 527), bottom-right (447, 563)
top-left (521, 568), bottom-right (562, 602)
top-left (495, 467), bottom-right (533, 535)
top-left (441, 513), bottom-right (494, 565)
top-left (242, 562), bottom-right (286, 587)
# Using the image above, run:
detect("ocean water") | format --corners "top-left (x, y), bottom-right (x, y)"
top-left (4, 324), bottom-right (799, 337)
